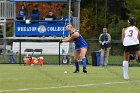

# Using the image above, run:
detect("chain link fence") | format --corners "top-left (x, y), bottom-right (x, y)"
top-left (86, 39), bottom-right (139, 66)
top-left (0, 39), bottom-right (139, 66)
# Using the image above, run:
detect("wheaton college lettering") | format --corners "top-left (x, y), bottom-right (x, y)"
top-left (15, 24), bottom-right (68, 36)
top-left (17, 25), bottom-right (66, 33)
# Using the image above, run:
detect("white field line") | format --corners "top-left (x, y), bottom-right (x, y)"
top-left (0, 80), bottom-right (139, 93)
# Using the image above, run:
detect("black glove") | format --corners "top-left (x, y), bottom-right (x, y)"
top-left (59, 39), bottom-right (63, 43)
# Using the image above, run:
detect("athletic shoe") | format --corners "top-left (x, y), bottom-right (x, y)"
top-left (73, 70), bottom-right (79, 73)
top-left (124, 76), bottom-right (130, 80)
top-left (83, 69), bottom-right (87, 73)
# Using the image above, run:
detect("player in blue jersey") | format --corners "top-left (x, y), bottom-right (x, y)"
top-left (60, 24), bottom-right (88, 73)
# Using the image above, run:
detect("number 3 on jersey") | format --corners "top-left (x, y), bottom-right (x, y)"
top-left (128, 30), bottom-right (133, 37)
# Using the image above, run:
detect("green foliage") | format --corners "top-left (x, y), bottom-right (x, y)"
top-left (108, 15), bottom-right (127, 40)
top-left (6, 27), bottom-right (13, 37)
top-left (107, 0), bottom-right (140, 40)
top-left (80, 8), bottom-right (93, 38)
top-left (80, 3), bottom-right (106, 39)
top-left (123, 0), bottom-right (140, 28)
top-left (6, 0), bottom-right (140, 39)
top-left (80, 0), bottom-right (140, 39)
top-left (6, 23), bottom-right (14, 37)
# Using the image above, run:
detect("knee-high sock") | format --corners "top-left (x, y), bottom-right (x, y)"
top-left (75, 62), bottom-right (79, 71)
top-left (82, 58), bottom-right (87, 69)
top-left (123, 61), bottom-right (129, 78)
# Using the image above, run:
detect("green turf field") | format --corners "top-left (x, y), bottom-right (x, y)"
top-left (0, 64), bottom-right (140, 93)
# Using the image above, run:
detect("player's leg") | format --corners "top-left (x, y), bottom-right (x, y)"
top-left (135, 50), bottom-right (140, 64)
top-left (134, 44), bottom-right (140, 63)
top-left (100, 48), bottom-right (105, 66)
top-left (123, 52), bottom-right (129, 79)
top-left (73, 50), bottom-right (80, 73)
top-left (105, 48), bottom-right (110, 66)
top-left (80, 48), bottom-right (87, 73)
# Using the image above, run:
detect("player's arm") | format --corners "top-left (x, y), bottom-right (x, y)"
top-left (99, 34), bottom-right (102, 44)
top-left (121, 28), bottom-right (125, 43)
top-left (105, 33), bottom-right (111, 44)
top-left (62, 32), bottom-right (79, 42)
top-left (99, 34), bottom-right (105, 45)
top-left (138, 30), bottom-right (140, 40)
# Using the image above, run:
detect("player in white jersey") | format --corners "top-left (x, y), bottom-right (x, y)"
top-left (122, 17), bottom-right (140, 79)
top-left (123, 26), bottom-right (139, 46)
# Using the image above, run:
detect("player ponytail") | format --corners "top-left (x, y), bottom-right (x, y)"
top-left (128, 16), bottom-right (137, 26)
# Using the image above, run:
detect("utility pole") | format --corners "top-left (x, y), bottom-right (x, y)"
top-left (95, 0), bottom-right (98, 31)
top-left (105, 0), bottom-right (107, 26)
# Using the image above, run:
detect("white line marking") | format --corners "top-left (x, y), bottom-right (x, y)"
top-left (0, 80), bottom-right (139, 93)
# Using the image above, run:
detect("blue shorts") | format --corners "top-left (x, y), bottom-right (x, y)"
top-left (75, 46), bottom-right (88, 50)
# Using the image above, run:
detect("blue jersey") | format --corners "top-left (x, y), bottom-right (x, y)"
top-left (18, 8), bottom-right (28, 19)
top-left (71, 32), bottom-right (88, 50)
top-left (99, 33), bottom-right (111, 49)
top-left (18, 8), bottom-right (24, 17)
top-left (30, 9), bottom-right (40, 20)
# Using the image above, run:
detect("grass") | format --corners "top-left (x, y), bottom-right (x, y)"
top-left (1, 54), bottom-right (139, 66)
top-left (0, 64), bottom-right (140, 93)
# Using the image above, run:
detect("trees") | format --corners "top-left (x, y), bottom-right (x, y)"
top-left (6, 0), bottom-right (140, 39)
top-left (123, 0), bottom-right (140, 27)
top-left (80, 0), bottom-right (140, 39)
top-left (108, 0), bottom-right (140, 39)
top-left (80, 0), bottom-right (112, 38)
top-left (16, 2), bottom-right (65, 19)
top-left (80, 0), bottom-right (106, 39)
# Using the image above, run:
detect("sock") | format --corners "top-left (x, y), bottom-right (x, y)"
top-left (123, 61), bottom-right (129, 78)
top-left (82, 58), bottom-right (87, 69)
top-left (75, 62), bottom-right (79, 71)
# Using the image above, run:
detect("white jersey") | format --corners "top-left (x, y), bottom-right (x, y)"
top-left (123, 26), bottom-right (139, 46)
